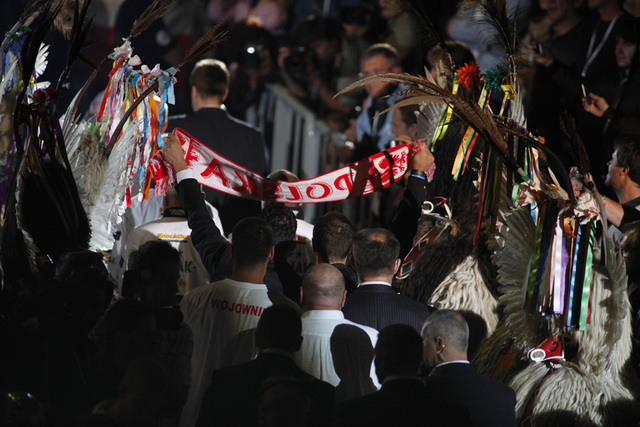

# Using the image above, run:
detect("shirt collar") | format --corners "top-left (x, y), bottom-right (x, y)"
top-left (301, 310), bottom-right (345, 320)
top-left (431, 360), bottom-right (470, 372)
top-left (358, 281), bottom-right (392, 287)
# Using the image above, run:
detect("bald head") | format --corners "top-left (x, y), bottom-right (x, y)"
top-left (301, 263), bottom-right (346, 310)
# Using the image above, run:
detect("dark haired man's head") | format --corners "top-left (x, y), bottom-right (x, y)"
top-left (190, 59), bottom-right (230, 110)
top-left (609, 134), bottom-right (640, 187)
top-left (255, 304), bottom-right (303, 353)
top-left (352, 228), bottom-right (400, 281)
top-left (375, 324), bottom-right (424, 381)
top-left (231, 217), bottom-right (274, 269)
top-left (127, 240), bottom-right (181, 306)
top-left (615, 17), bottom-right (640, 72)
top-left (259, 203), bottom-right (297, 248)
top-left (312, 212), bottom-right (354, 264)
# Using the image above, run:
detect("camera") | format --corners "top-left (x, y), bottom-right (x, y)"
top-left (243, 43), bottom-right (267, 70)
top-left (284, 46), bottom-right (314, 76)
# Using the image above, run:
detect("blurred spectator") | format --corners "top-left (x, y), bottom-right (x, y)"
top-left (233, 0), bottom-right (294, 37)
top-left (378, 0), bottom-right (422, 73)
top-left (448, 0), bottom-right (532, 72)
top-left (582, 17), bottom-right (640, 149)
top-left (526, 0), bottom-right (590, 168)
top-left (278, 15), bottom-right (352, 117)
top-left (337, 3), bottom-right (378, 109)
top-left (219, 22), bottom-right (281, 120)
top-left (292, 0), bottom-right (362, 28)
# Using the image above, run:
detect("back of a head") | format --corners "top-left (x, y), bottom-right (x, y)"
top-left (260, 203), bottom-right (297, 247)
top-left (190, 58), bottom-right (230, 99)
top-left (614, 133), bottom-right (640, 184)
top-left (376, 324), bottom-right (423, 376)
top-left (362, 43), bottom-right (399, 69)
top-left (312, 212), bottom-right (353, 263)
top-left (256, 304), bottom-right (302, 351)
top-left (427, 40), bottom-right (475, 72)
top-left (352, 228), bottom-right (399, 278)
top-left (301, 263), bottom-right (346, 309)
top-left (128, 240), bottom-right (180, 272)
top-left (231, 217), bottom-right (273, 269)
top-left (423, 310), bottom-right (469, 354)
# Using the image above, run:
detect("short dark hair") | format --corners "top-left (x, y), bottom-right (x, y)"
top-left (352, 228), bottom-right (400, 277)
top-left (362, 43), bottom-right (399, 69)
top-left (128, 240), bottom-right (180, 272)
top-left (376, 324), bottom-right (423, 375)
top-left (256, 304), bottom-right (302, 350)
top-left (616, 17), bottom-right (640, 45)
top-left (312, 212), bottom-right (353, 262)
top-left (190, 59), bottom-right (229, 99)
top-left (260, 203), bottom-right (296, 247)
top-left (231, 217), bottom-right (273, 268)
top-left (614, 133), bottom-right (640, 184)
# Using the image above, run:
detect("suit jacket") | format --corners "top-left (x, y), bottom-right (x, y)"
top-left (342, 283), bottom-right (430, 332)
top-left (196, 351), bottom-right (334, 427)
top-left (425, 362), bottom-right (516, 427)
top-left (169, 107), bottom-right (268, 232)
top-left (336, 377), bottom-right (469, 427)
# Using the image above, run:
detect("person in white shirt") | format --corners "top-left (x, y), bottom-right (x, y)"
top-left (294, 263), bottom-right (379, 388)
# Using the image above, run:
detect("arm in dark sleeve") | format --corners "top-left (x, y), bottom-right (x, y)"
top-left (176, 178), bottom-right (232, 280)
top-left (389, 175), bottom-right (427, 260)
top-left (620, 204), bottom-right (640, 228)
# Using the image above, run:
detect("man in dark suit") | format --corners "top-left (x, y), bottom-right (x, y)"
top-left (422, 309), bottom-right (517, 427)
top-left (335, 323), bottom-right (468, 427)
top-left (342, 228), bottom-right (430, 332)
top-left (168, 58), bottom-right (268, 233)
top-left (312, 212), bottom-right (358, 293)
top-left (196, 304), bottom-right (334, 427)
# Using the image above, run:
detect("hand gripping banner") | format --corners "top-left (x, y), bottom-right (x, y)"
top-left (150, 128), bottom-right (411, 203)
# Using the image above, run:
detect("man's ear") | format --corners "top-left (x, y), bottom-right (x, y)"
top-left (269, 245), bottom-right (275, 260)
top-left (299, 286), bottom-right (304, 306)
top-left (340, 289), bottom-right (347, 309)
top-left (435, 336), bottom-right (445, 354)
top-left (394, 258), bottom-right (402, 274)
top-left (222, 88), bottom-right (229, 102)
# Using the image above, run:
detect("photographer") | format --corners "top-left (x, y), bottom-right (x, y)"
top-left (278, 15), bottom-right (352, 117)
top-left (92, 241), bottom-right (193, 426)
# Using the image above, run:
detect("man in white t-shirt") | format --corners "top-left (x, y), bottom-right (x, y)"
top-left (294, 263), bottom-right (379, 388)
top-left (163, 134), bottom-right (296, 427)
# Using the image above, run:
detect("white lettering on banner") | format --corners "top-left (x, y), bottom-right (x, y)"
top-left (150, 128), bottom-right (411, 203)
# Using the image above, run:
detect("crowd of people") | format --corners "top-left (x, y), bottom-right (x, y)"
top-left (3, 0), bottom-right (640, 426)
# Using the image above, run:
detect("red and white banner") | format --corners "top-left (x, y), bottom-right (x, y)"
top-left (150, 128), bottom-right (411, 204)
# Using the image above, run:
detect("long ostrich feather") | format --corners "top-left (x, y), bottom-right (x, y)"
top-left (129, 0), bottom-right (175, 39)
